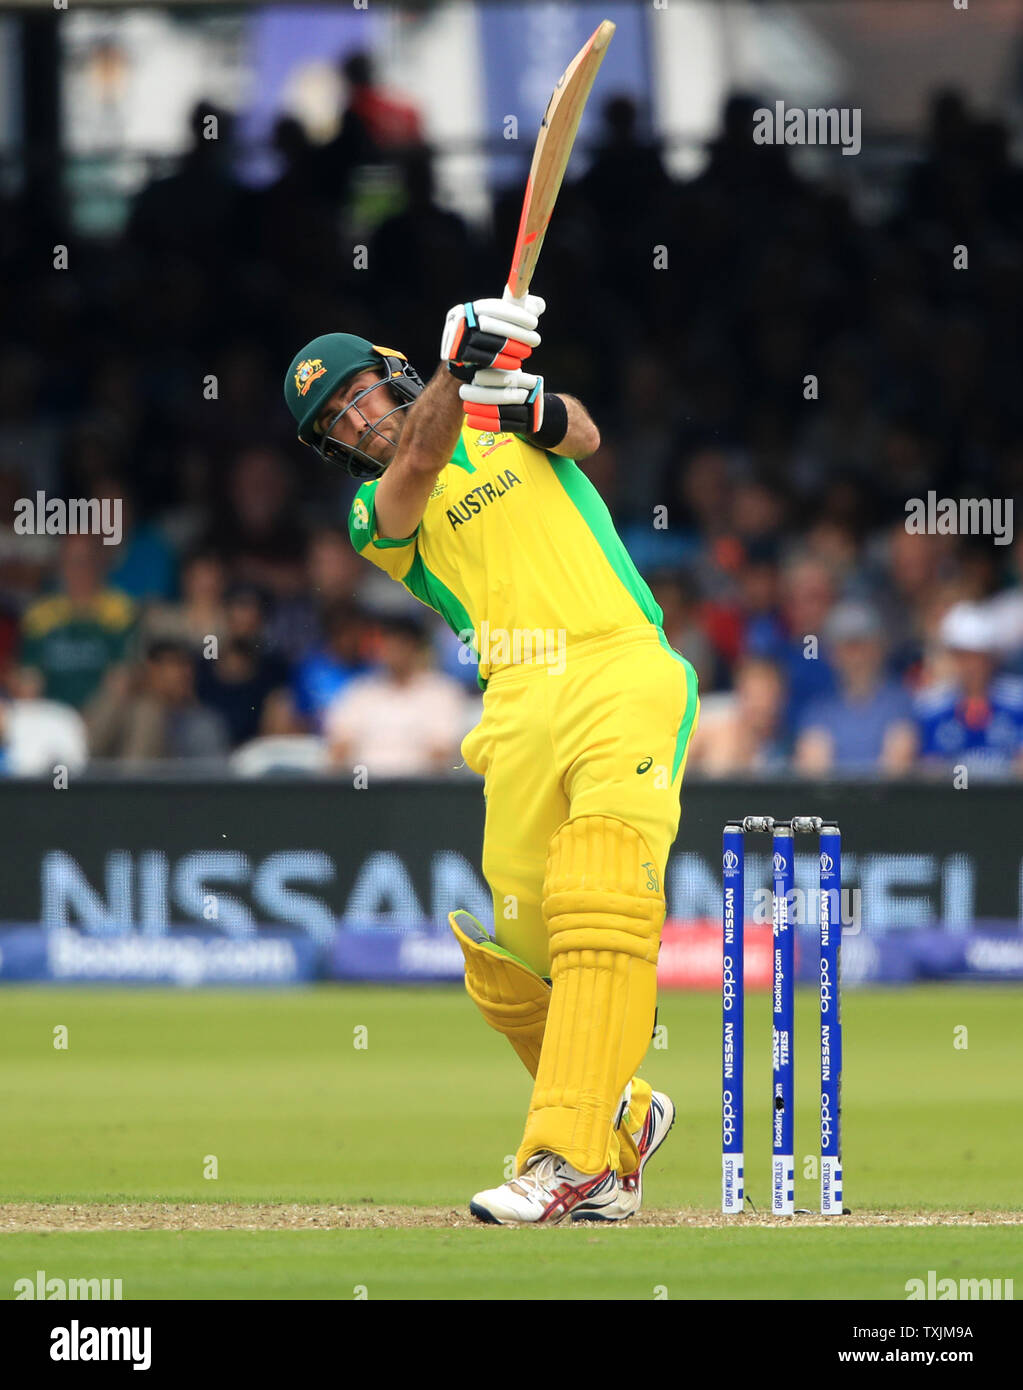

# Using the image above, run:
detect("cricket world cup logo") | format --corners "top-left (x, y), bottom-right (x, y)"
top-left (820, 852), bottom-right (834, 874)
top-left (723, 850), bottom-right (739, 871)
top-left (773, 852), bottom-right (787, 873)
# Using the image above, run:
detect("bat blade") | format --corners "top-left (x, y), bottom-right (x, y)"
top-left (506, 18), bottom-right (615, 301)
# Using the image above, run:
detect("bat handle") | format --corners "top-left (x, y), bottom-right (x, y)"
top-left (503, 283), bottom-right (530, 309)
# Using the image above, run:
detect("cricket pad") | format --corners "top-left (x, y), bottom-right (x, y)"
top-left (449, 910), bottom-right (551, 1075)
top-left (516, 815), bottom-right (665, 1176)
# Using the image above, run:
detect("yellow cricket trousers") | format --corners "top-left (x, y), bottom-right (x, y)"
top-left (461, 624), bottom-right (699, 975)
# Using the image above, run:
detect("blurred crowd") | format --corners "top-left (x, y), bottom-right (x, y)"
top-left (2, 61), bottom-right (1022, 778)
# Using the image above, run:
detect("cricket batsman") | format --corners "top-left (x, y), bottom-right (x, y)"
top-left (285, 296), bottom-right (699, 1223)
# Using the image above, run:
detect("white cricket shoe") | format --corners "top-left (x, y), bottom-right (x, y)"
top-left (572, 1090), bottom-right (676, 1222)
top-left (470, 1151), bottom-right (620, 1225)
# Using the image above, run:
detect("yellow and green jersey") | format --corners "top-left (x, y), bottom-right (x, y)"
top-left (20, 590), bottom-right (136, 708)
top-left (347, 424), bottom-right (663, 687)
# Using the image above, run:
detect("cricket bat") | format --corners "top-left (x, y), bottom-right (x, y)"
top-left (505, 19), bottom-right (616, 303)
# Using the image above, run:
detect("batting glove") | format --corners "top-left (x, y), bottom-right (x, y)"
top-left (459, 367), bottom-right (546, 434)
top-left (441, 294), bottom-right (546, 382)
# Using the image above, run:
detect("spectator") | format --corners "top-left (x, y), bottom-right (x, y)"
top-left (648, 568), bottom-right (718, 692)
top-left (914, 602), bottom-right (1023, 778)
top-left (613, 357), bottom-right (696, 545)
top-left (0, 669), bottom-right (88, 776)
top-left (337, 51), bottom-right (423, 154)
top-left (577, 95), bottom-right (671, 300)
top-left (251, 118), bottom-right (342, 266)
top-left (306, 524), bottom-right (365, 606)
top-left (230, 732), bottom-right (327, 778)
top-left (579, 95), bottom-right (670, 228)
top-left (200, 448), bottom-right (308, 600)
top-left (687, 656), bottom-right (788, 774)
top-left (0, 466), bottom-right (57, 607)
top-left (746, 554), bottom-right (838, 729)
top-left (794, 601), bottom-right (916, 775)
top-left (369, 147), bottom-right (476, 327)
top-left (194, 635), bottom-right (289, 747)
top-left (795, 340), bottom-right (883, 487)
top-left (127, 100), bottom-right (241, 265)
top-left (673, 446), bottom-right (735, 546)
top-left (19, 535), bottom-right (135, 710)
top-left (291, 600), bottom-right (370, 731)
top-left (88, 639), bottom-right (229, 763)
top-left (324, 613), bottom-right (468, 777)
top-left (220, 585), bottom-right (290, 688)
top-left (0, 349), bottom-right (61, 494)
top-left (194, 584), bottom-right (291, 741)
top-left (98, 477), bottom-right (178, 602)
top-left (264, 525), bottom-right (365, 663)
top-left (265, 115), bottom-right (323, 207)
top-left (143, 549), bottom-right (228, 653)
top-left (0, 600), bottom-right (17, 685)
top-left (902, 89), bottom-right (974, 228)
top-left (732, 538), bottom-right (783, 665)
top-left (692, 92), bottom-right (801, 205)
top-left (986, 534), bottom-right (1023, 665)
top-left (876, 525), bottom-right (956, 681)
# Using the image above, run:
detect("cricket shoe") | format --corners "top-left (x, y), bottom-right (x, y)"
top-left (572, 1090), bottom-right (676, 1222)
top-left (470, 1151), bottom-right (620, 1225)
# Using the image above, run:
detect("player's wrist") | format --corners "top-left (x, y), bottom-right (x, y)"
top-left (446, 360), bottom-right (477, 384)
top-left (527, 393), bottom-right (568, 449)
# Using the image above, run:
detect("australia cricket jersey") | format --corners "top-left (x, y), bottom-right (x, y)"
top-left (347, 424), bottom-right (663, 686)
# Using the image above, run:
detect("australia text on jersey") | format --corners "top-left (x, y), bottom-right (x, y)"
top-left (445, 470), bottom-right (522, 528)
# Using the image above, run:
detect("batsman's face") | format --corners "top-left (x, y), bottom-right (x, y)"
top-left (317, 369), bottom-right (403, 466)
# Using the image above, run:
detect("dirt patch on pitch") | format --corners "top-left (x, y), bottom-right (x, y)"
top-left (630, 1209), bottom-right (1023, 1229)
top-left (0, 1204), bottom-right (471, 1232)
top-left (2, 1204), bottom-right (1021, 1233)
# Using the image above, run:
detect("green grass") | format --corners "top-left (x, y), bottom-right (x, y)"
top-left (1, 1227), bottom-right (1018, 1301)
top-left (1, 984), bottom-right (1021, 1297)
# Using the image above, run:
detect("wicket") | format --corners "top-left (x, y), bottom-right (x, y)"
top-left (721, 815), bottom-right (844, 1216)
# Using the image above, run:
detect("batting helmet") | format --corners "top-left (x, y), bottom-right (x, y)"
top-left (284, 333), bottom-right (424, 479)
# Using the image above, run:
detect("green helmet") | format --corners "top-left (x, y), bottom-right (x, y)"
top-left (283, 332), bottom-right (424, 479)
